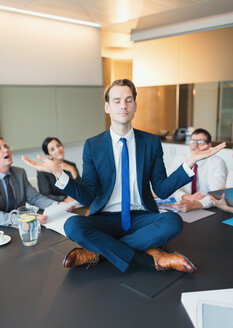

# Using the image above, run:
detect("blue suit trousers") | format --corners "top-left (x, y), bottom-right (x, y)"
top-left (64, 211), bottom-right (183, 272)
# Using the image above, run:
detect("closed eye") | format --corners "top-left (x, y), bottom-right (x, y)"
top-left (126, 97), bottom-right (133, 103)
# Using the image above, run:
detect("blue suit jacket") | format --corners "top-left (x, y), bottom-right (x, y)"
top-left (63, 129), bottom-right (193, 215)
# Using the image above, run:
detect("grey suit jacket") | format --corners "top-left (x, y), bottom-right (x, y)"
top-left (0, 166), bottom-right (54, 226)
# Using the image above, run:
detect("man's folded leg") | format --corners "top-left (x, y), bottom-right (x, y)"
top-left (120, 211), bottom-right (196, 273)
top-left (63, 213), bottom-right (135, 272)
top-left (120, 211), bottom-right (183, 250)
top-left (63, 211), bottom-right (196, 273)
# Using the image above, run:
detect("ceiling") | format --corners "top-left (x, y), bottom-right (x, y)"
top-left (0, 0), bottom-right (233, 34)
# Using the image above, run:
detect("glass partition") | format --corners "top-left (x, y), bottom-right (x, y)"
top-left (218, 81), bottom-right (233, 141)
top-left (135, 80), bottom-right (233, 143)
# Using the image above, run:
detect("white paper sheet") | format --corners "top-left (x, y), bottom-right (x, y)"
top-left (179, 209), bottom-right (215, 223)
top-left (43, 201), bottom-right (78, 217)
top-left (43, 201), bottom-right (79, 236)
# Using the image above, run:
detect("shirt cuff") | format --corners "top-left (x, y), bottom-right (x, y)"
top-left (55, 171), bottom-right (69, 190)
top-left (199, 195), bottom-right (213, 209)
top-left (173, 190), bottom-right (186, 202)
top-left (183, 162), bottom-right (195, 177)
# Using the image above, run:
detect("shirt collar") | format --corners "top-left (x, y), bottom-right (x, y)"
top-left (110, 127), bottom-right (134, 144)
top-left (196, 158), bottom-right (207, 167)
top-left (0, 171), bottom-right (9, 180)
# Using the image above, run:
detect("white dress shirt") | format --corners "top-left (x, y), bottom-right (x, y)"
top-left (226, 171), bottom-right (233, 188)
top-left (102, 128), bottom-right (144, 212)
top-left (170, 154), bottom-right (228, 208)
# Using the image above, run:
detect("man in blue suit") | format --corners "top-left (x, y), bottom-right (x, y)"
top-left (23, 79), bottom-right (225, 273)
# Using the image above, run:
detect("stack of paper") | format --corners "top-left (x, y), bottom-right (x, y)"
top-left (155, 197), bottom-right (179, 212)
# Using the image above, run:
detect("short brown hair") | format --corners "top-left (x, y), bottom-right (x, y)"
top-left (191, 128), bottom-right (212, 143)
top-left (104, 79), bottom-right (137, 103)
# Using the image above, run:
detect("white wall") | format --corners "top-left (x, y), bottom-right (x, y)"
top-left (0, 11), bottom-right (102, 85)
top-left (133, 27), bottom-right (233, 86)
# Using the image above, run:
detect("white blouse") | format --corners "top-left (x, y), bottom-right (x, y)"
top-left (226, 171), bottom-right (233, 188)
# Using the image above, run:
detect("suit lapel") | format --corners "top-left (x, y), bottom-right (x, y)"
top-left (134, 129), bottom-right (145, 198)
top-left (102, 130), bottom-right (116, 189)
top-left (10, 168), bottom-right (20, 206)
top-left (102, 130), bottom-right (115, 170)
top-left (0, 180), bottom-right (7, 211)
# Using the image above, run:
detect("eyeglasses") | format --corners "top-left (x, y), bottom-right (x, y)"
top-left (0, 144), bottom-right (10, 152)
top-left (189, 139), bottom-right (208, 145)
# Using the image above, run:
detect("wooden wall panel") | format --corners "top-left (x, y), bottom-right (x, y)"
top-left (133, 85), bottom-right (177, 135)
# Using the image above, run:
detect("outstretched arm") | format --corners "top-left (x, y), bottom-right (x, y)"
top-left (23, 140), bottom-right (98, 207)
top-left (22, 155), bottom-right (63, 179)
top-left (186, 142), bottom-right (226, 168)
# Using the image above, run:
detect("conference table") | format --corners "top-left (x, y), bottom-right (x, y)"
top-left (0, 207), bottom-right (233, 328)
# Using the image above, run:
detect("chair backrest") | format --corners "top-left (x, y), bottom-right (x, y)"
top-left (28, 176), bottom-right (38, 191)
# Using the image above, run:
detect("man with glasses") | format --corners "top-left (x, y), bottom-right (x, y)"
top-left (0, 137), bottom-right (55, 226)
top-left (171, 128), bottom-right (227, 212)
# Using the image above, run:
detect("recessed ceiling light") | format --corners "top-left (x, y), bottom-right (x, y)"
top-left (0, 5), bottom-right (100, 28)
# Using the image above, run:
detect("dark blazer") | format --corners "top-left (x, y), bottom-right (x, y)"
top-left (37, 160), bottom-right (81, 201)
top-left (0, 166), bottom-right (54, 226)
top-left (62, 129), bottom-right (193, 215)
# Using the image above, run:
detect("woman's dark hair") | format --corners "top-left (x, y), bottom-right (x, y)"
top-left (42, 137), bottom-right (63, 155)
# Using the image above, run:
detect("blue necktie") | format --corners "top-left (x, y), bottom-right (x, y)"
top-left (120, 138), bottom-right (131, 231)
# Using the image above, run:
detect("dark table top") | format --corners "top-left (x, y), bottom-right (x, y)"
top-left (1, 208), bottom-right (233, 328)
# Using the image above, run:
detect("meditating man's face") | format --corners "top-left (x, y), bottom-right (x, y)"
top-left (104, 85), bottom-right (137, 127)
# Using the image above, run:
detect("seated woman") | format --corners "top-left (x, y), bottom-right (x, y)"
top-left (210, 170), bottom-right (233, 213)
top-left (37, 137), bottom-right (81, 201)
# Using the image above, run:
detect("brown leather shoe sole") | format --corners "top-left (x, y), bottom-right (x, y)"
top-left (62, 248), bottom-right (99, 268)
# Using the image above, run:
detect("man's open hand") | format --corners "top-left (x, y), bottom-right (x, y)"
top-left (22, 155), bottom-right (63, 178)
top-left (186, 142), bottom-right (226, 168)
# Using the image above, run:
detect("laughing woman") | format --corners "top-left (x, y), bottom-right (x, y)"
top-left (37, 137), bottom-right (81, 202)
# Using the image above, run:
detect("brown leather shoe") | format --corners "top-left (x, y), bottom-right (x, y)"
top-left (145, 248), bottom-right (197, 273)
top-left (63, 248), bottom-right (100, 268)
